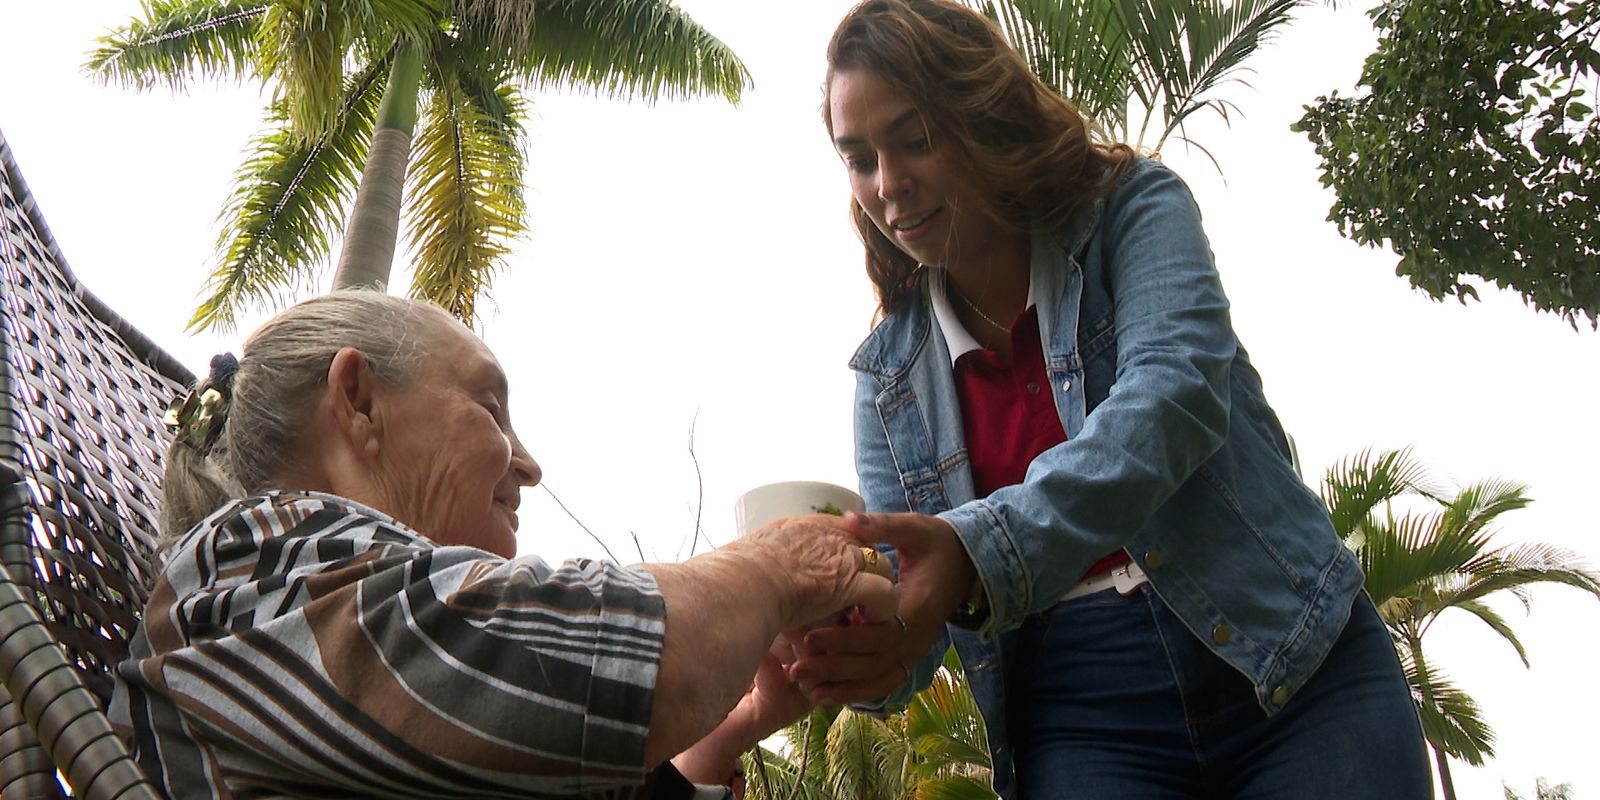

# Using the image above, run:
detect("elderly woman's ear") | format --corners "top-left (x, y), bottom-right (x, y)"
top-left (325, 346), bottom-right (382, 461)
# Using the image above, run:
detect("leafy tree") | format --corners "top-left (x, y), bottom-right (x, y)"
top-left (744, 648), bottom-right (998, 800)
top-left (1295, 0), bottom-right (1600, 330)
top-left (973, 0), bottom-right (1307, 165)
top-left (88, 0), bottom-right (748, 330)
top-left (1321, 449), bottom-right (1600, 800)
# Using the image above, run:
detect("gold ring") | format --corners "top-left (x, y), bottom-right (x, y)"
top-left (859, 547), bottom-right (881, 571)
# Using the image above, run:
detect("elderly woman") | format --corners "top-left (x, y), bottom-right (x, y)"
top-left (109, 292), bottom-right (895, 798)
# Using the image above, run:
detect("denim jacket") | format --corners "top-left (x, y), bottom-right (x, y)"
top-left (848, 160), bottom-right (1362, 797)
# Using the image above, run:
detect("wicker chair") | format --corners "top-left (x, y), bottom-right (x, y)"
top-left (0, 129), bottom-right (190, 798)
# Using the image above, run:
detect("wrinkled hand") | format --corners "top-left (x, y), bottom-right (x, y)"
top-left (787, 512), bottom-right (976, 705)
top-left (671, 642), bottom-right (813, 786)
top-left (730, 514), bottom-right (898, 632)
top-left (739, 643), bottom-right (814, 739)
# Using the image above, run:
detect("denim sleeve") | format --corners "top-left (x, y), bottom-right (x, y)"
top-left (942, 162), bottom-right (1236, 637)
top-left (849, 370), bottom-right (950, 713)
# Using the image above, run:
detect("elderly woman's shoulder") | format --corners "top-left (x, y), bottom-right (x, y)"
top-left (173, 490), bottom-right (411, 543)
top-left (159, 490), bottom-right (433, 582)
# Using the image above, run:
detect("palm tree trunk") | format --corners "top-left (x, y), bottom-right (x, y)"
top-left (332, 40), bottom-right (423, 291)
top-left (1408, 634), bottom-right (1455, 800)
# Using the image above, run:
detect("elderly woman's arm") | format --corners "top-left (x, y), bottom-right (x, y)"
top-left (113, 494), bottom-right (888, 797)
top-left (641, 514), bottom-right (893, 766)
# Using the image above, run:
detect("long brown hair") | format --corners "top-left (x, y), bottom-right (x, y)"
top-left (823, 0), bottom-right (1134, 317)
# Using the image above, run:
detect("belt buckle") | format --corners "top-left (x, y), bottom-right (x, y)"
top-left (1111, 561), bottom-right (1148, 595)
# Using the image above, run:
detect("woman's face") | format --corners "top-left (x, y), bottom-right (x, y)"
top-left (372, 314), bottom-right (539, 558)
top-left (828, 68), bottom-right (998, 274)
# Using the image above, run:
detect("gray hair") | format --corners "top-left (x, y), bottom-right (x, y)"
top-left (161, 291), bottom-right (446, 541)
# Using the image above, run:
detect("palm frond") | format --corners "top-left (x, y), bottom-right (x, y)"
top-left (1319, 447), bottom-right (1435, 541)
top-left (742, 742), bottom-right (833, 800)
top-left (257, 3), bottom-right (358, 140)
top-left (825, 709), bottom-right (906, 800)
top-left (454, 0), bottom-right (538, 49)
top-left (977, 0), bottom-right (1133, 136)
top-left (345, 0), bottom-right (448, 42)
top-left (1402, 654), bottom-right (1496, 764)
top-left (503, 0), bottom-right (750, 104)
top-left (1358, 509), bottom-right (1488, 607)
top-left (86, 0), bottom-right (267, 89)
top-left (404, 50), bottom-right (527, 323)
top-left (191, 56), bottom-right (387, 331)
top-left (1445, 543), bottom-right (1600, 614)
top-left (1150, 0), bottom-right (1305, 150)
top-left (1438, 478), bottom-right (1532, 541)
top-left (907, 668), bottom-right (992, 772)
top-left (917, 775), bottom-right (1002, 800)
top-left (784, 706), bottom-right (838, 784)
top-left (1447, 598), bottom-right (1532, 667)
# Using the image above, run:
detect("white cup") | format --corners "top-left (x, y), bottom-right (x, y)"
top-left (734, 481), bottom-right (865, 536)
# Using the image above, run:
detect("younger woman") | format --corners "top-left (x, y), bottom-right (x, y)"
top-left (790, 1), bottom-right (1432, 797)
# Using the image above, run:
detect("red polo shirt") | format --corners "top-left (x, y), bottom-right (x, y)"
top-left (935, 278), bottom-right (1129, 581)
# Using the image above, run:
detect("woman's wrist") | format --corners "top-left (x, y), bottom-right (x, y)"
top-left (671, 716), bottom-right (750, 786)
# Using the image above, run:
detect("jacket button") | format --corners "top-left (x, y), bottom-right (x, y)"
top-left (1212, 624), bottom-right (1231, 645)
top-left (1061, 378), bottom-right (1073, 392)
top-left (1270, 685), bottom-right (1291, 706)
top-left (1144, 548), bottom-right (1164, 569)
top-left (1026, 381), bottom-right (1040, 395)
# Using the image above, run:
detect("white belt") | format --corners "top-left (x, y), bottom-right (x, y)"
top-left (1061, 559), bottom-right (1149, 603)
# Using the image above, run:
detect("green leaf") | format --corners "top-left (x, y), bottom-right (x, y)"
top-left (86, 1), bottom-right (267, 89)
top-left (191, 55), bottom-right (387, 331)
top-left (501, 0), bottom-right (751, 104)
top-left (402, 43), bottom-right (527, 323)
top-left (1297, 0), bottom-right (1600, 328)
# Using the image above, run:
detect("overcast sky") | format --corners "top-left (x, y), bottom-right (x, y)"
top-left (3, 1), bottom-right (1596, 795)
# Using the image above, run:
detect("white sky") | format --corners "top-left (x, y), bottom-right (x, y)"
top-left (3, 1), bottom-right (1596, 795)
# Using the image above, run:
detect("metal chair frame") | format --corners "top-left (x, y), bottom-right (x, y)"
top-left (1, 127), bottom-right (190, 799)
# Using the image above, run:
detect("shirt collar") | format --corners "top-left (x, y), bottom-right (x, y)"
top-left (927, 267), bottom-right (1034, 366)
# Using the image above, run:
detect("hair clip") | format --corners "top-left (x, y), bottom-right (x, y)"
top-left (163, 387), bottom-right (228, 450)
top-left (163, 352), bottom-right (239, 451)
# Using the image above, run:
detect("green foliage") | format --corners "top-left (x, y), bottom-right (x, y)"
top-left (85, 0), bottom-right (266, 89)
top-left (405, 44), bottom-right (525, 321)
top-left (976, 0), bottom-right (1306, 161)
top-left (502, 0), bottom-right (752, 105)
top-left (1295, 0), bottom-right (1600, 329)
top-left (90, 0), bottom-right (750, 331)
top-left (192, 58), bottom-right (388, 331)
top-left (744, 654), bottom-right (998, 800)
top-left (1320, 449), bottom-right (1600, 777)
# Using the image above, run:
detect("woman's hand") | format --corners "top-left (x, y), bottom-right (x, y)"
top-left (786, 512), bottom-right (976, 705)
top-left (732, 514), bottom-right (899, 630)
top-left (642, 513), bottom-right (896, 765)
top-left (671, 644), bottom-right (813, 788)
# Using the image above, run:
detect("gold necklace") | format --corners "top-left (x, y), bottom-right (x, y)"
top-left (947, 274), bottom-right (1011, 335)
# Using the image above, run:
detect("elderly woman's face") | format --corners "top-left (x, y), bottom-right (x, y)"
top-left (373, 315), bottom-right (539, 557)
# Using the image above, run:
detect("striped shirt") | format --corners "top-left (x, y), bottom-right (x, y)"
top-left (109, 491), bottom-right (712, 799)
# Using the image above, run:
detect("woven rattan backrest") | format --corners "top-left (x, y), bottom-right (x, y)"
top-left (1, 129), bottom-right (189, 797)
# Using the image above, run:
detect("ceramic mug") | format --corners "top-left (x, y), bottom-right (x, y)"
top-left (734, 480), bottom-right (865, 536)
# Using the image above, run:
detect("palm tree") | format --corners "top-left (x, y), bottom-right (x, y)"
top-left (971, 0), bottom-right (1304, 165)
top-left (744, 648), bottom-right (998, 800)
top-left (87, 0), bottom-right (748, 330)
top-left (1320, 449), bottom-right (1600, 800)
top-left (1505, 777), bottom-right (1576, 800)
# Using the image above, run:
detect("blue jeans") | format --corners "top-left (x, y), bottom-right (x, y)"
top-left (1005, 586), bottom-right (1431, 799)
